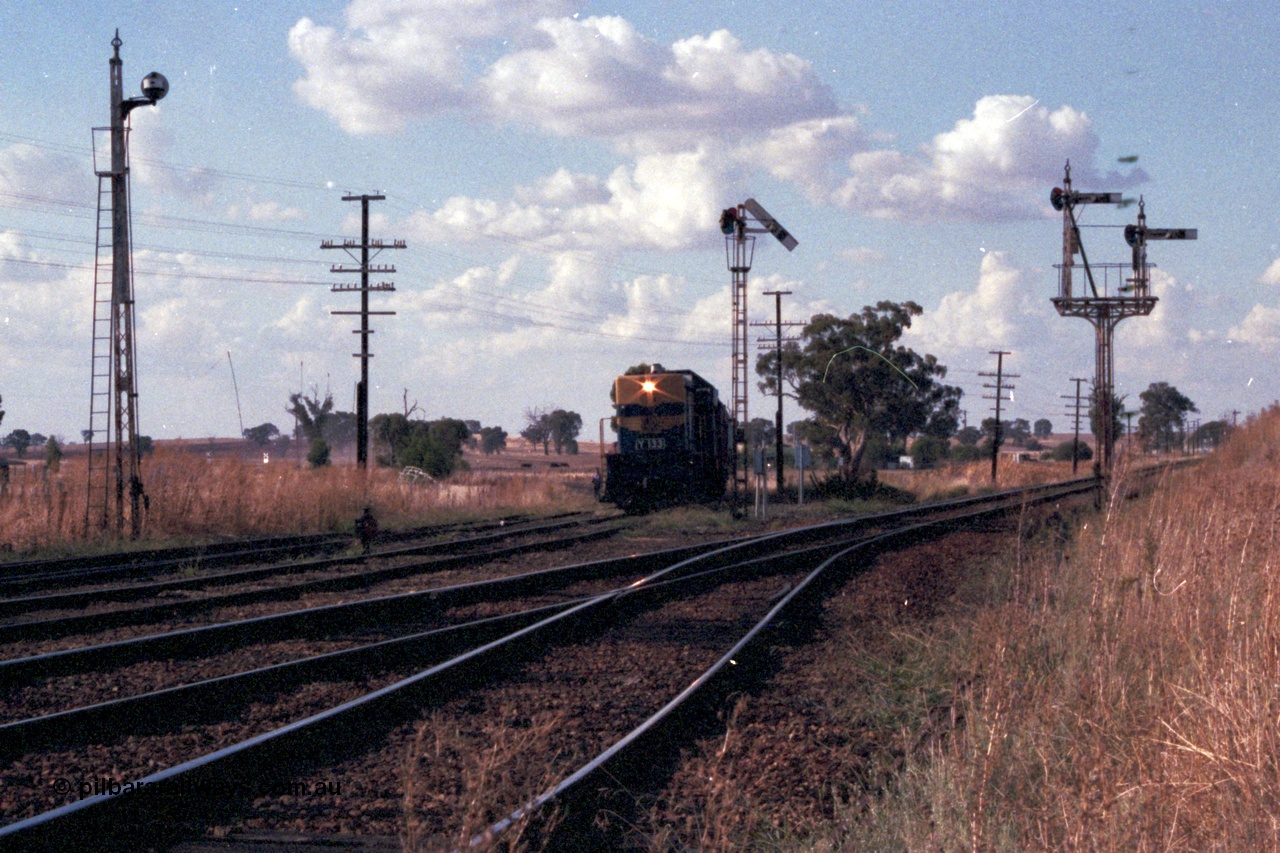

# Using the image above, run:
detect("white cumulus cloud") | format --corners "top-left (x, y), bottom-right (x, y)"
top-left (906, 251), bottom-right (1050, 354)
top-left (404, 149), bottom-right (728, 251)
top-left (1229, 304), bottom-right (1280, 350)
top-left (1256, 258), bottom-right (1280, 286)
top-left (0, 142), bottom-right (93, 203)
top-left (483, 18), bottom-right (838, 152)
top-left (832, 96), bottom-right (1146, 222)
top-left (289, 0), bottom-right (573, 134)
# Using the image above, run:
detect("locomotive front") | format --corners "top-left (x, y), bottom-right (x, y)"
top-left (604, 370), bottom-right (730, 510)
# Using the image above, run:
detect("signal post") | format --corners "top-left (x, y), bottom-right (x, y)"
top-left (86, 33), bottom-right (168, 537)
top-left (1050, 161), bottom-right (1195, 474)
top-left (720, 199), bottom-right (797, 508)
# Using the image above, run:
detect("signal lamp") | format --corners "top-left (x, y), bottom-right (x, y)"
top-left (1124, 224), bottom-right (1141, 247)
top-left (1050, 187), bottom-right (1065, 211)
top-left (719, 208), bottom-right (739, 235)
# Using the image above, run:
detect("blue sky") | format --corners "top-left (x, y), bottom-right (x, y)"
top-left (2, 0), bottom-right (1278, 443)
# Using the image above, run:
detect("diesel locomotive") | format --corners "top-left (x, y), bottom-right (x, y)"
top-left (602, 369), bottom-right (732, 510)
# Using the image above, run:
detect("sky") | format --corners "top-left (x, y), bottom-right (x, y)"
top-left (2, 0), bottom-right (1279, 444)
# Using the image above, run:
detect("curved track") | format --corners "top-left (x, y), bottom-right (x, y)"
top-left (0, 479), bottom-right (1101, 851)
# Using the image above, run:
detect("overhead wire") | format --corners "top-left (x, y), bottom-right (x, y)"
top-left (1, 129), bottom-right (738, 344)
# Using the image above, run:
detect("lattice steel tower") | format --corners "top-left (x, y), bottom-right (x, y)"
top-left (86, 32), bottom-right (168, 537)
top-left (1050, 161), bottom-right (1195, 473)
top-left (720, 199), bottom-right (797, 504)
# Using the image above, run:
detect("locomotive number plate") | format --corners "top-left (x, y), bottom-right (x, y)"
top-left (636, 437), bottom-right (667, 450)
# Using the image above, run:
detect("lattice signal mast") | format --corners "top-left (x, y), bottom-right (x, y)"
top-left (86, 32), bottom-right (168, 537)
top-left (720, 199), bottom-right (798, 503)
top-left (1049, 161), bottom-right (1196, 473)
top-left (323, 194), bottom-right (404, 469)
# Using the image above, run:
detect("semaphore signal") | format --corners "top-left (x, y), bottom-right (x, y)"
top-left (720, 197), bottom-right (798, 508)
top-left (1049, 161), bottom-right (1197, 475)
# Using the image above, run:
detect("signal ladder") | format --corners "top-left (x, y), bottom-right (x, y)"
top-left (85, 132), bottom-right (115, 534)
top-left (728, 234), bottom-right (754, 504)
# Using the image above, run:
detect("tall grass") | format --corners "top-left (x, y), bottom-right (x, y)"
top-left (0, 450), bottom-right (594, 556)
top-left (830, 407), bottom-right (1280, 850)
top-left (879, 457), bottom-right (1089, 502)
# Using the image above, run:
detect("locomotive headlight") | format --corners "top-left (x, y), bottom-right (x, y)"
top-left (641, 380), bottom-right (657, 393)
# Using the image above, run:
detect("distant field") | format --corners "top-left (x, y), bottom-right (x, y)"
top-left (0, 432), bottom-right (1133, 558)
top-left (0, 440), bottom-right (602, 556)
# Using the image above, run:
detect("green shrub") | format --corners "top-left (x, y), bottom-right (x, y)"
top-left (306, 438), bottom-right (331, 468)
top-left (1049, 440), bottom-right (1091, 461)
top-left (910, 435), bottom-right (949, 468)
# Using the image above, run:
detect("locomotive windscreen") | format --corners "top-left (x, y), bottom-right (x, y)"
top-left (614, 374), bottom-right (688, 436)
top-left (614, 374), bottom-right (686, 407)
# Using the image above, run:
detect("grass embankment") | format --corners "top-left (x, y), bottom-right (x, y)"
top-left (0, 450), bottom-right (597, 556)
top-left (767, 411), bottom-right (1280, 850)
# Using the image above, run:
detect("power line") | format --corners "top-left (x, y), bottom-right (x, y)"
top-left (980, 350), bottom-right (1018, 483)
top-left (0, 132), bottom-right (741, 347)
top-left (2, 129), bottom-right (730, 293)
top-left (1061, 377), bottom-right (1088, 475)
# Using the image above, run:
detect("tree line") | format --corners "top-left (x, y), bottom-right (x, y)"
top-left (253, 392), bottom-right (583, 477)
top-left (756, 301), bottom-right (1223, 478)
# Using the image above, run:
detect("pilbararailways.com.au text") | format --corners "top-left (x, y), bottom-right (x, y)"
top-left (36, 775), bottom-right (342, 800)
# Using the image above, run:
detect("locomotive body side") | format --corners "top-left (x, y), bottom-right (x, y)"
top-left (604, 370), bottom-right (731, 510)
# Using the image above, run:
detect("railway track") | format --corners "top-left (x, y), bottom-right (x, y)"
top-left (0, 479), bottom-right (1100, 851)
top-left (0, 514), bottom-right (623, 644)
top-left (0, 513), bottom-right (571, 595)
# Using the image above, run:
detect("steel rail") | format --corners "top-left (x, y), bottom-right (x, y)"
top-left (0, 599), bottom-right (580, 762)
top-left (481, 479), bottom-right (1099, 847)
top-left (0, 533), bottom-right (860, 762)
top-left (0, 525), bottom-right (869, 850)
top-left (0, 518), bottom-right (622, 639)
top-left (0, 480), bottom-right (1096, 851)
top-left (0, 531), bottom-right (346, 587)
top-left (0, 514), bottom-right (609, 620)
top-left (0, 479), bottom-right (1095, 683)
top-left (1, 512), bottom-right (584, 580)
top-left (0, 512), bottom-right (593, 591)
top-left (0, 537), bottom-right (731, 685)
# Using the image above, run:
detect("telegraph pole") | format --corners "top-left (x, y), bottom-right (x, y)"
top-left (86, 33), bottom-right (168, 537)
top-left (323, 195), bottom-right (404, 469)
top-left (980, 351), bottom-right (1017, 483)
top-left (753, 290), bottom-right (800, 495)
top-left (720, 199), bottom-right (797, 508)
top-left (1062, 377), bottom-right (1087, 476)
top-left (1050, 162), bottom-right (1196, 475)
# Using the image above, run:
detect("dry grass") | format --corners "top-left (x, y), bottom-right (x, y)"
top-left (879, 457), bottom-right (1088, 502)
top-left (0, 450), bottom-right (596, 556)
top-left (816, 408), bottom-right (1280, 850)
top-left (401, 709), bottom-right (563, 852)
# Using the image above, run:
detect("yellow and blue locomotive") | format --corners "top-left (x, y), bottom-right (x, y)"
top-left (603, 369), bottom-right (732, 511)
